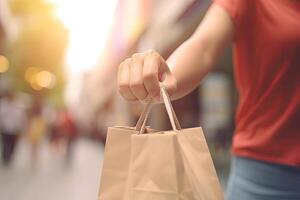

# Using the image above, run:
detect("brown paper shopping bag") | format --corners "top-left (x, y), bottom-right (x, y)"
top-left (98, 85), bottom-right (224, 200)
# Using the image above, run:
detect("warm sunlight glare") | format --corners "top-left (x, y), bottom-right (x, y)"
top-left (48, 0), bottom-right (118, 73)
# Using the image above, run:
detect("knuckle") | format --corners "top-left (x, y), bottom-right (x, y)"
top-left (119, 62), bottom-right (125, 70)
top-left (124, 58), bottom-right (131, 64)
top-left (131, 53), bottom-right (143, 59)
top-left (148, 50), bottom-right (159, 59)
top-left (147, 49), bottom-right (156, 54)
top-left (154, 53), bottom-right (162, 62)
top-left (132, 53), bottom-right (143, 60)
top-left (147, 50), bottom-right (161, 62)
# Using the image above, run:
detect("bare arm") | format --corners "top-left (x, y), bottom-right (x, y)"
top-left (167, 4), bottom-right (234, 99)
top-left (118, 4), bottom-right (234, 102)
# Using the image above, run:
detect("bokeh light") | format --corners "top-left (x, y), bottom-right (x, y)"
top-left (0, 55), bottom-right (9, 73)
top-left (36, 70), bottom-right (56, 89)
top-left (25, 67), bottom-right (56, 90)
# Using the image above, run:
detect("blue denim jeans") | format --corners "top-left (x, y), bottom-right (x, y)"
top-left (226, 156), bottom-right (300, 200)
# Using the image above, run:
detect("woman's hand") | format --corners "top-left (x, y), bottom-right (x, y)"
top-left (118, 49), bottom-right (177, 102)
top-left (118, 4), bottom-right (234, 102)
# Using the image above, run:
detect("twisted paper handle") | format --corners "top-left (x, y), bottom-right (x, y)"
top-left (135, 83), bottom-right (181, 134)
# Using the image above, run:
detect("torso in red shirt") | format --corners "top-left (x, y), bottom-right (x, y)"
top-left (214, 0), bottom-right (300, 166)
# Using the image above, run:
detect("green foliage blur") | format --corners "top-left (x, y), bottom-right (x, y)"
top-left (6, 0), bottom-right (68, 106)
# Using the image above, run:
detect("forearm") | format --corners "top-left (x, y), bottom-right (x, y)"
top-left (167, 37), bottom-right (215, 100)
top-left (166, 3), bottom-right (234, 100)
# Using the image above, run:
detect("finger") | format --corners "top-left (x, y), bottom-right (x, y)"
top-left (129, 53), bottom-right (148, 100)
top-left (118, 59), bottom-right (138, 101)
top-left (143, 50), bottom-right (161, 99)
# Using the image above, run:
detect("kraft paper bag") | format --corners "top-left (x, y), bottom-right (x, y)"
top-left (98, 85), bottom-right (224, 200)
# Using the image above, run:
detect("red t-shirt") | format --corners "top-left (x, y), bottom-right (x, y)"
top-left (214, 0), bottom-right (300, 166)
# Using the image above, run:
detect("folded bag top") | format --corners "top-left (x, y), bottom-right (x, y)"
top-left (98, 84), bottom-right (224, 200)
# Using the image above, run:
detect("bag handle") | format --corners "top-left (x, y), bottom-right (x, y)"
top-left (135, 83), bottom-right (181, 134)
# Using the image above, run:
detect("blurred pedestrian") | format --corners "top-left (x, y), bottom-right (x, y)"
top-left (48, 107), bottom-right (62, 152)
top-left (26, 100), bottom-right (46, 164)
top-left (59, 108), bottom-right (77, 163)
top-left (118, 1), bottom-right (300, 199)
top-left (0, 92), bottom-right (27, 165)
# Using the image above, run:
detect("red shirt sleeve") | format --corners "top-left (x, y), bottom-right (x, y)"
top-left (213, 0), bottom-right (250, 29)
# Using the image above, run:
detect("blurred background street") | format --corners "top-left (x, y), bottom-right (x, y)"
top-left (0, 138), bottom-right (104, 200)
top-left (0, 0), bottom-right (234, 199)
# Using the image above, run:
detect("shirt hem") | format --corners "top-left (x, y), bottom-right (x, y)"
top-left (232, 150), bottom-right (300, 168)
